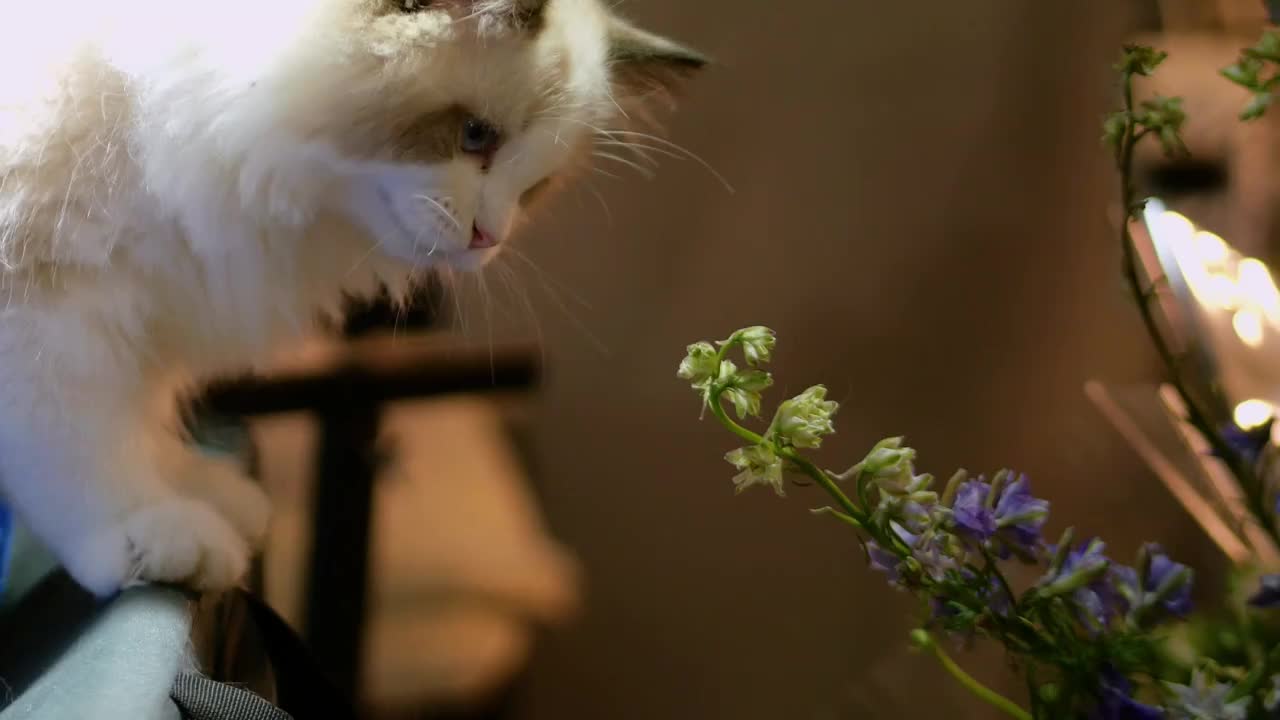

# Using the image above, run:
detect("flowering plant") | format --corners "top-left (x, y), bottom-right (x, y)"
top-left (676, 34), bottom-right (1280, 720)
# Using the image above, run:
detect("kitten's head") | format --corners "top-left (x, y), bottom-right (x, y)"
top-left (232, 0), bottom-right (704, 271)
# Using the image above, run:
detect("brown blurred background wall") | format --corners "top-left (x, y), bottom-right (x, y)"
top-left (446, 2), bottom-right (1217, 718)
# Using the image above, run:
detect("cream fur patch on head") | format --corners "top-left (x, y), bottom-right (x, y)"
top-left (310, 0), bottom-right (703, 270)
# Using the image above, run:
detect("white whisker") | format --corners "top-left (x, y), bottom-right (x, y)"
top-left (595, 139), bottom-right (668, 167)
top-left (344, 241), bottom-right (380, 280)
top-left (504, 251), bottom-right (609, 356)
top-left (506, 246), bottom-right (594, 311)
top-left (584, 181), bottom-right (614, 224)
top-left (412, 194), bottom-right (461, 230)
top-left (477, 271), bottom-right (496, 384)
top-left (604, 129), bottom-right (735, 193)
top-left (593, 151), bottom-right (656, 179)
top-left (494, 260), bottom-right (547, 371)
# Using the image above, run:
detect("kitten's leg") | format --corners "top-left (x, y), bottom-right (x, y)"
top-left (0, 307), bottom-right (250, 596)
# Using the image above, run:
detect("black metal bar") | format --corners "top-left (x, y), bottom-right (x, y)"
top-left (303, 399), bottom-right (382, 699)
top-left (201, 345), bottom-right (539, 418)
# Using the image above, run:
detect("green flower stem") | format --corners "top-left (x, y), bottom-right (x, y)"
top-left (981, 546), bottom-right (1019, 609)
top-left (1113, 65), bottom-right (1280, 547)
top-left (1227, 641), bottom-right (1280, 702)
top-left (913, 630), bottom-right (1032, 720)
top-left (812, 507), bottom-right (865, 529)
top-left (705, 339), bottom-right (865, 524)
top-left (780, 449), bottom-right (863, 522)
top-left (706, 390), bottom-right (768, 447)
top-left (706, 388), bottom-right (866, 521)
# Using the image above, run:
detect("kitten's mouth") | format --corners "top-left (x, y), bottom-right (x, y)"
top-left (469, 223), bottom-right (498, 250)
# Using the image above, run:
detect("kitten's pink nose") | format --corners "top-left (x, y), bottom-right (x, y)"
top-left (469, 224), bottom-right (498, 249)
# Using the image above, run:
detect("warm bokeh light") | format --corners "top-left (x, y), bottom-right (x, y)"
top-left (1238, 258), bottom-right (1280, 324)
top-left (1234, 398), bottom-right (1275, 430)
top-left (1151, 207), bottom-right (1237, 310)
top-left (1146, 201), bottom-right (1280, 347)
top-left (1194, 230), bottom-right (1229, 266)
top-left (1233, 309), bottom-right (1265, 347)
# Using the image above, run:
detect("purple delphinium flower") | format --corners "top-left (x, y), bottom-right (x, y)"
top-left (1146, 545), bottom-right (1193, 616)
top-left (951, 481), bottom-right (996, 541)
top-left (1112, 564), bottom-right (1140, 608)
top-left (1091, 667), bottom-right (1164, 720)
top-left (910, 531), bottom-right (961, 583)
top-left (1250, 574), bottom-right (1280, 608)
top-left (986, 576), bottom-right (1013, 617)
top-left (1039, 539), bottom-right (1123, 630)
top-left (1220, 420), bottom-right (1271, 467)
top-left (992, 474), bottom-right (1049, 556)
top-left (869, 523), bottom-right (962, 588)
top-left (1112, 545), bottom-right (1193, 622)
top-left (866, 540), bottom-right (904, 588)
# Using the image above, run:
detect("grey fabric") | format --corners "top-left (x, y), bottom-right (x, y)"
top-left (171, 674), bottom-right (292, 720)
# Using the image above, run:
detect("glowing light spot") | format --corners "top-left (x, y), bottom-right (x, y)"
top-left (1237, 258), bottom-right (1280, 324)
top-left (1193, 231), bottom-right (1229, 266)
top-left (1201, 273), bottom-right (1243, 310)
top-left (1151, 210), bottom-right (1195, 247)
top-left (1235, 399), bottom-right (1275, 431)
top-left (1234, 309), bottom-right (1265, 347)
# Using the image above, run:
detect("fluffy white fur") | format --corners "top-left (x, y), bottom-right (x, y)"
top-left (0, 0), bottom-right (700, 596)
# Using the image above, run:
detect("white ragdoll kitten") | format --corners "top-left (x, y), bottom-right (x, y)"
top-left (0, 0), bottom-right (703, 596)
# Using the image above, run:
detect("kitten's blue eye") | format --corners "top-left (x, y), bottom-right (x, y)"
top-left (398, 0), bottom-right (432, 11)
top-left (461, 118), bottom-right (502, 158)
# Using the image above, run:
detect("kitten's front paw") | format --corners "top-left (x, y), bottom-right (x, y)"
top-left (65, 497), bottom-right (250, 597)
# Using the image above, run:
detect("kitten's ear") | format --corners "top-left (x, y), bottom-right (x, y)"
top-left (608, 18), bottom-right (708, 99)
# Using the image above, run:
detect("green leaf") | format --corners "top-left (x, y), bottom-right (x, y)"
top-left (1253, 31), bottom-right (1280, 63)
top-left (1242, 92), bottom-right (1274, 121)
top-left (1222, 58), bottom-right (1263, 90)
top-left (1117, 44), bottom-right (1167, 76)
top-left (1135, 96), bottom-right (1187, 156)
top-left (1102, 111), bottom-right (1128, 152)
top-left (1157, 126), bottom-right (1187, 157)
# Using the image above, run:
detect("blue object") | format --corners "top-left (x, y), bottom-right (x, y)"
top-left (0, 501), bottom-right (12, 600)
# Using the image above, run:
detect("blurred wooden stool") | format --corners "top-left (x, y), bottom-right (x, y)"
top-left (197, 288), bottom-right (541, 710)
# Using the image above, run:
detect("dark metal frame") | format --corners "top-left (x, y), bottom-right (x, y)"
top-left (200, 341), bottom-right (540, 701)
